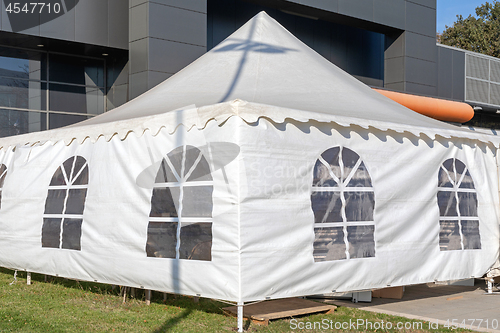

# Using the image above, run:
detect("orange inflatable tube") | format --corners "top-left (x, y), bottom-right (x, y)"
top-left (373, 88), bottom-right (474, 123)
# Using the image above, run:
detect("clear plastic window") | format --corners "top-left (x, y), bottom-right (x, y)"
top-left (42, 156), bottom-right (89, 251)
top-left (147, 146), bottom-right (213, 261)
top-left (311, 147), bottom-right (375, 262)
top-left (437, 158), bottom-right (480, 251)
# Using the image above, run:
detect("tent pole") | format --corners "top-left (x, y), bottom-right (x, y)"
top-left (26, 272), bottom-right (31, 285)
top-left (237, 302), bottom-right (244, 332)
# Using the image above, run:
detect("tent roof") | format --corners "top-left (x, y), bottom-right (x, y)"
top-left (0, 11), bottom-right (498, 147)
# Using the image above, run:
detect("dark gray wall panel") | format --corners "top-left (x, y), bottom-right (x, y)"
top-left (407, 0), bottom-right (435, 9)
top-left (39, 1), bottom-right (76, 41)
top-left (437, 46), bottom-right (453, 99)
top-left (75, 0), bottom-right (108, 46)
top-left (385, 57), bottom-right (404, 84)
top-left (452, 49), bottom-right (465, 100)
top-left (373, 0), bottom-right (405, 30)
top-left (406, 82), bottom-right (437, 96)
top-left (149, 3), bottom-right (207, 46)
top-left (338, 0), bottom-right (374, 22)
top-left (148, 38), bottom-right (205, 74)
top-left (149, 0), bottom-right (207, 13)
top-left (286, 0), bottom-right (338, 13)
top-left (129, 3), bottom-right (148, 42)
top-left (129, 38), bottom-right (148, 74)
top-left (405, 57), bottom-right (436, 86)
top-left (405, 32), bottom-right (437, 62)
top-left (129, 71), bottom-right (148, 99)
top-left (385, 32), bottom-right (404, 59)
top-left (385, 82), bottom-right (405, 91)
top-left (108, 0), bottom-right (129, 49)
top-left (148, 71), bottom-right (172, 88)
top-left (405, 1), bottom-right (435, 37)
top-left (130, 0), bottom-right (147, 8)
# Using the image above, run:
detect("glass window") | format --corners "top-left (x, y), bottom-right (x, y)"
top-left (49, 83), bottom-right (104, 115)
top-left (0, 46), bottom-right (46, 81)
top-left (311, 147), bottom-right (375, 262)
top-left (0, 77), bottom-right (46, 110)
top-left (48, 113), bottom-right (90, 130)
top-left (42, 156), bottom-right (89, 251)
top-left (0, 109), bottom-right (46, 137)
top-left (437, 158), bottom-right (481, 251)
top-left (49, 54), bottom-right (104, 87)
top-left (146, 145), bottom-right (213, 261)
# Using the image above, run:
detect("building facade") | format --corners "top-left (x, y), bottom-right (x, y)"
top-left (0, 0), bottom-right (497, 137)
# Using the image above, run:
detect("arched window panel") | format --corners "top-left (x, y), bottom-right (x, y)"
top-left (437, 158), bottom-right (480, 251)
top-left (0, 163), bottom-right (7, 209)
top-left (311, 147), bottom-right (375, 262)
top-left (146, 145), bottom-right (213, 261)
top-left (42, 156), bottom-right (88, 251)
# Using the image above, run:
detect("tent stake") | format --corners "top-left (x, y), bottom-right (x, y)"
top-left (237, 302), bottom-right (244, 332)
top-left (26, 272), bottom-right (31, 285)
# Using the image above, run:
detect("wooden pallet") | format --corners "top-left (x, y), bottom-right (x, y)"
top-left (223, 298), bottom-right (336, 326)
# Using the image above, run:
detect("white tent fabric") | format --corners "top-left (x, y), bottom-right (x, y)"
top-left (0, 12), bottom-right (498, 304)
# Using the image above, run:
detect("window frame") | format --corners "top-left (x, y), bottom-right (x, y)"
top-left (437, 158), bottom-right (481, 251)
top-left (311, 146), bottom-right (375, 262)
top-left (42, 155), bottom-right (88, 250)
top-left (147, 145), bottom-right (214, 261)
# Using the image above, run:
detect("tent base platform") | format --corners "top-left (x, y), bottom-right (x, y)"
top-left (223, 298), bottom-right (337, 326)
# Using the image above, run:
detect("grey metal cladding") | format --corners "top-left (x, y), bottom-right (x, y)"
top-left (130, 0), bottom-right (147, 8)
top-left (148, 38), bottom-right (205, 74)
top-left (452, 50), bottom-right (465, 100)
top-left (149, 3), bottom-right (207, 46)
top-left (405, 1), bottom-right (435, 37)
top-left (406, 82), bottom-right (437, 96)
top-left (75, 0), bottom-right (108, 46)
top-left (405, 32), bottom-right (437, 62)
top-left (384, 57), bottom-right (405, 84)
top-left (338, 0), bottom-right (374, 22)
top-left (148, 71), bottom-right (172, 88)
top-left (148, 0), bottom-right (207, 13)
top-left (129, 38), bottom-right (148, 74)
top-left (373, 0), bottom-right (405, 30)
top-left (405, 57), bottom-right (436, 86)
top-left (407, 0), bottom-right (435, 9)
top-left (129, 2), bottom-right (148, 42)
top-left (1, 1), bottom-right (40, 35)
top-left (129, 71), bottom-right (148, 99)
top-left (40, 0), bottom-right (76, 41)
top-left (108, 0), bottom-right (128, 49)
top-left (285, 0), bottom-right (339, 13)
top-left (1, 1), bottom-right (13, 32)
top-left (437, 46), bottom-right (453, 98)
top-left (385, 33), bottom-right (405, 59)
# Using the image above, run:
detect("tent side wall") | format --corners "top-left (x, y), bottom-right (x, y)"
top-left (236, 115), bottom-right (500, 301)
top-left (0, 121), bottom-right (242, 302)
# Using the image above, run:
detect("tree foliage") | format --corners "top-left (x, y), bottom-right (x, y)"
top-left (440, 1), bottom-right (500, 58)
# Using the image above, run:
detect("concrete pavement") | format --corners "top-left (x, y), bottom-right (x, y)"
top-left (326, 281), bottom-right (500, 332)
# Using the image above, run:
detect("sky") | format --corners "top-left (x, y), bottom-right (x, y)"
top-left (437, 0), bottom-right (489, 33)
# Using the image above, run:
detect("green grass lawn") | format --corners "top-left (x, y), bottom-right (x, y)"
top-left (0, 268), bottom-right (470, 332)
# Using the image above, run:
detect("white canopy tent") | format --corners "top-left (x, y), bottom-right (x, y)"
top-left (0, 12), bottom-right (499, 328)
